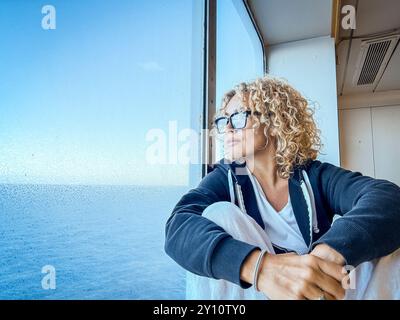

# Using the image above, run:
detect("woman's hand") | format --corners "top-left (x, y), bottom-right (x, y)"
top-left (310, 243), bottom-right (346, 265)
top-left (256, 252), bottom-right (346, 300)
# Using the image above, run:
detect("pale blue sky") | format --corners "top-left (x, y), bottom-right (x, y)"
top-left (0, 0), bottom-right (263, 186)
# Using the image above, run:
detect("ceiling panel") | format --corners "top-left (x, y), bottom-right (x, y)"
top-left (248, 0), bottom-right (332, 45)
top-left (353, 0), bottom-right (400, 37)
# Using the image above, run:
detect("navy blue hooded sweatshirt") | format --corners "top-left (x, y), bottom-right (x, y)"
top-left (164, 158), bottom-right (400, 289)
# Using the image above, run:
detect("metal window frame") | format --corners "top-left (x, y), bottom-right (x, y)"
top-left (202, 0), bottom-right (217, 177)
top-left (242, 0), bottom-right (267, 74)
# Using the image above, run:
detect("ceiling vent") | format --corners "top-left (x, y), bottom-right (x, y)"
top-left (353, 35), bottom-right (400, 87)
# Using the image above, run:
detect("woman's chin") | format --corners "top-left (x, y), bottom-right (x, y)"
top-left (223, 152), bottom-right (244, 162)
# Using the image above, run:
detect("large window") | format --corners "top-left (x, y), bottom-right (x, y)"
top-left (217, 0), bottom-right (264, 104)
top-left (215, 0), bottom-right (265, 158)
top-left (0, 0), bottom-right (204, 299)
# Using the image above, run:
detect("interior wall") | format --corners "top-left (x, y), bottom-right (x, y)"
top-left (266, 36), bottom-right (340, 166)
top-left (339, 94), bottom-right (400, 186)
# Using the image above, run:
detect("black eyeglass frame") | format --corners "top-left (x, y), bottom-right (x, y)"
top-left (214, 110), bottom-right (261, 134)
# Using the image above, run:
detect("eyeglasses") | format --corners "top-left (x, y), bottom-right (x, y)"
top-left (214, 110), bottom-right (261, 134)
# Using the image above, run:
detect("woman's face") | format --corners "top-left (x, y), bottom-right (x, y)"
top-left (223, 94), bottom-right (269, 162)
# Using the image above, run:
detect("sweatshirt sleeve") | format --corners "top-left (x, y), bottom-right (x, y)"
top-left (311, 161), bottom-right (400, 267)
top-left (164, 166), bottom-right (259, 288)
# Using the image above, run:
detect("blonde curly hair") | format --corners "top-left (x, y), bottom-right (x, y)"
top-left (213, 76), bottom-right (322, 179)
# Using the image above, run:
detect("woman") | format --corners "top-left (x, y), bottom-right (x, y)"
top-left (164, 76), bottom-right (400, 300)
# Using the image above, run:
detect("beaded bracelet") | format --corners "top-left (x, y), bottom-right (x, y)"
top-left (252, 248), bottom-right (268, 292)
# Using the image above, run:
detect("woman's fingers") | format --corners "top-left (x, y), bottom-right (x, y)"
top-left (283, 265), bottom-right (338, 300)
top-left (298, 255), bottom-right (345, 300)
top-left (299, 282), bottom-right (325, 300)
top-left (301, 285), bottom-right (336, 300)
top-left (317, 257), bottom-right (346, 283)
top-left (287, 270), bottom-right (337, 300)
top-left (323, 292), bottom-right (336, 300)
top-left (315, 257), bottom-right (347, 299)
top-left (314, 269), bottom-right (345, 299)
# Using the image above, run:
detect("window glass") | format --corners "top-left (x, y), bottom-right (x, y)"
top-left (216, 0), bottom-right (264, 158)
top-left (0, 0), bottom-right (204, 299)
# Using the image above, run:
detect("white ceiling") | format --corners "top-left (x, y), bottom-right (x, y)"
top-left (350, 0), bottom-right (400, 37)
top-left (247, 0), bottom-right (332, 45)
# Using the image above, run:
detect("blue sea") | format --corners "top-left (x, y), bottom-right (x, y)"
top-left (0, 184), bottom-right (188, 299)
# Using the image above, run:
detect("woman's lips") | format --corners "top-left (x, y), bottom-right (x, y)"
top-left (225, 139), bottom-right (241, 146)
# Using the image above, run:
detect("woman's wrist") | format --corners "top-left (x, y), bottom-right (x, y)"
top-left (253, 249), bottom-right (269, 291)
top-left (240, 248), bottom-right (261, 285)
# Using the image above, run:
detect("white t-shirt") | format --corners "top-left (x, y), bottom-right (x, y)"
top-left (246, 166), bottom-right (309, 255)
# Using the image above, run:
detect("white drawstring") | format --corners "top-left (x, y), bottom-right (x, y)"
top-left (227, 169), bottom-right (236, 205)
top-left (227, 169), bottom-right (247, 214)
top-left (302, 170), bottom-right (320, 234)
top-left (235, 183), bottom-right (247, 214)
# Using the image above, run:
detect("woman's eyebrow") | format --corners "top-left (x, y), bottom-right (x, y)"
top-left (225, 107), bottom-right (246, 116)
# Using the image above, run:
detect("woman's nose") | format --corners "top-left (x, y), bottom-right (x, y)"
top-left (225, 120), bottom-right (234, 132)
